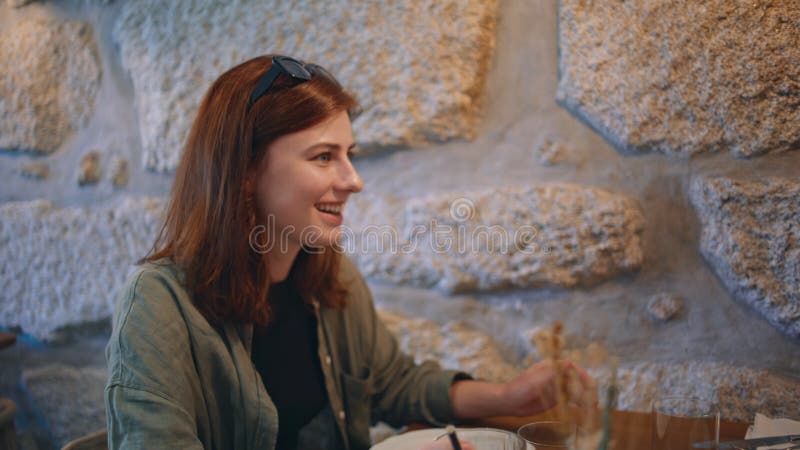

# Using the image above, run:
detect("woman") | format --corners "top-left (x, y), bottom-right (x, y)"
top-left (105, 55), bottom-right (593, 450)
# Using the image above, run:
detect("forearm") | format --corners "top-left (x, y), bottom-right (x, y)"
top-left (449, 360), bottom-right (596, 421)
top-left (449, 379), bottom-right (510, 420)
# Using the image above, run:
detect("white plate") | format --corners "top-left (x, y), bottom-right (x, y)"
top-left (370, 428), bottom-right (445, 450)
top-left (370, 428), bottom-right (535, 450)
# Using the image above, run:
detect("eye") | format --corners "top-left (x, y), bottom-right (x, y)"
top-left (314, 152), bottom-right (331, 162)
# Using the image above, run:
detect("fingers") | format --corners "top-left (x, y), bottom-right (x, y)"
top-left (571, 360), bottom-right (594, 387)
top-left (557, 359), bottom-right (598, 407)
top-left (559, 359), bottom-right (595, 388)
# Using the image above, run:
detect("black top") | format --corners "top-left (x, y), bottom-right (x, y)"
top-left (251, 277), bottom-right (328, 450)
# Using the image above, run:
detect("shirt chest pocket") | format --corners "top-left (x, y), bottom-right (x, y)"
top-left (340, 368), bottom-right (373, 450)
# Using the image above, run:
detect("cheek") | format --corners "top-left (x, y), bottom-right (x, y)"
top-left (256, 167), bottom-right (327, 220)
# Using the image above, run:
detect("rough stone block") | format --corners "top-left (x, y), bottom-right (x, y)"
top-left (110, 156), bottom-right (129, 187)
top-left (533, 138), bottom-right (568, 166)
top-left (690, 176), bottom-right (800, 339)
top-left (20, 163), bottom-right (49, 180)
top-left (20, 364), bottom-right (107, 448)
top-left (557, 1), bottom-right (800, 157)
top-left (112, 0), bottom-right (499, 172)
top-left (78, 151), bottom-right (101, 186)
top-left (344, 184), bottom-right (645, 293)
top-left (382, 310), bottom-right (797, 421)
top-left (378, 309), bottom-right (519, 382)
top-left (608, 361), bottom-right (799, 422)
top-left (647, 292), bottom-right (682, 322)
top-left (0, 198), bottom-right (165, 341)
top-left (0, 18), bottom-right (101, 153)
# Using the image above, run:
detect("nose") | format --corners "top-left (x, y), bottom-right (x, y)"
top-left (337, 157), bottom-right (363, 193)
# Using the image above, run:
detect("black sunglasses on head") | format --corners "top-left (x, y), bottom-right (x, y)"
top-left (248, 55), bottom-right (337, 108)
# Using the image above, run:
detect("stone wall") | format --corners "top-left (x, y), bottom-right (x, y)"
top-left (0, 198), bottom-right (164, 340)
top-left (557, 0), bottom-right (800, 157)
top-left (690, 176), bottom-right (800, 339)
top-left (113, 0), bottom-right (498, 171)
top-left (345, 185), bottom-right (644, 292)
top-left (1, 0), bottom-right (798, 446)
top-left (0, 17), bottom-right (101, 153)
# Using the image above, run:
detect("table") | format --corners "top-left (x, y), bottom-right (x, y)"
top-left (411, 409), bottom-right (749, 449)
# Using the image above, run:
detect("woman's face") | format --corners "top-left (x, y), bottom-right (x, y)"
top-left (255, 110), bottom-right (363, 251)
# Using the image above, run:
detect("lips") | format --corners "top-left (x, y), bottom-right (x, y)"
top-left (315, 202), bottom-right (343, 215)
top-left (315, 202), bottom-right (344, 226)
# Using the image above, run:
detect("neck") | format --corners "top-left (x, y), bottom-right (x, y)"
top-left (266, 243), bottom-right (300, 283)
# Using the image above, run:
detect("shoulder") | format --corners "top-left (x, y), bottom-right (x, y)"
top-left (106, 262), bottom-right (205, 402)
top-left (107, 262), bottom-right (200, 379)
top-left (112, 261), bottom-right (190, 330)
top-left (337, 255), bottom-right (373, 309)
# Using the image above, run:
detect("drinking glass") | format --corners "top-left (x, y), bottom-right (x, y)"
top-left (435, 428), bottom-right (527, 450)
top-left (518, 421), bottom-right (577, 449)
top-left (651, 396), bottom-right (719, 450)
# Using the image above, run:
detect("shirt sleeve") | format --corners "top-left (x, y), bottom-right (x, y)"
top-left (105, 269), bottom-right (204, 450)
top-left (106, 384), bottom-right (203, 450)
top-left (341, 258), bottom-right (473, 427)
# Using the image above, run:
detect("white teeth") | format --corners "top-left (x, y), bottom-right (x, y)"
top-left (316, 203), bottom-right (343, 214)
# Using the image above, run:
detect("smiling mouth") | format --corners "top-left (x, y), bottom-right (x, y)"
top-left (315, 202), bottom-right (344, 216)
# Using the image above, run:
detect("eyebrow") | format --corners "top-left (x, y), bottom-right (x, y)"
top-left (303, 142), bottom-right (359, 154)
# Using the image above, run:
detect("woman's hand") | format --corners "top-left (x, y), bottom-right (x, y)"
top-left (449, 359), bottom-right (595, 419)
top-left (500, 359), bottom-right (596, 417)
top-left (418, 439), bottom-right (476, 450)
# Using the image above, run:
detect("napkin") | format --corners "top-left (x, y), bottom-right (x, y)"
top-left (745, 413), bottom-right (800, 450)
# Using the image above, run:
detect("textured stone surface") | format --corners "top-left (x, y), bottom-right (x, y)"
top-left (344, 185), bottom-right (645, 293)
top-left (20, 163), bottom-right (49, 180)
top-left (647, 292), bottom-right (682, 322)
top-left (379, 309), bottom-right (519, 382)
top-left (0, 18), bottom-right (101, 153)
top-left (522, 327), bottom-right (798, 422)
top-left (534, 138), bottom-right (567, 166)
top-left (78, 151), bottom-right (101, 186)
top-left (383, 312), bottom-right (798, 422)
top-left (20, 364), bottom-right (107, 448)
top-left (690, 177), bottom-right (800, 339)
top-left (110, 156), bottom-right (129, 187)
top-left (557, 0), bottom-right (800, 157)
top-left (112, 0), bottom-right (498, 172)
top-left (605, 362), bottom-right (800, 422)
top-left (0, 198), bottom-right (165, 341)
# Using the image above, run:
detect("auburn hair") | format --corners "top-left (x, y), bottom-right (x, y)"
top-left (142, 55), bottom-right (358, 326)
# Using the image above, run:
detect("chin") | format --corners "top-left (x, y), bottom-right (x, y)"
top-left (299, 228), bottom-right (342, 250)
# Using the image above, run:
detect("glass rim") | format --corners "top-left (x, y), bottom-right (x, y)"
top-left (517, 421), bottom-right (577, 447)
top-left (651, 395), bottom-right (721, 418)
top-left (434, 427), bottom-right (526, 443)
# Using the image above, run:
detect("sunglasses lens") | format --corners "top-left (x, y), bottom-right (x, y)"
top-left (307, 64), bottom-right (341, 88)
top-left (276, 57), bottom-right (311, 81)
top-left (248, 56), bottom-right (319, 108)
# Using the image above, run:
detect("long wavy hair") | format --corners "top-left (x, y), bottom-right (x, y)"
top-left (141, 55), bottom-right (357, 326)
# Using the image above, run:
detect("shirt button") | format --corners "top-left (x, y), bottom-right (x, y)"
top-left (338, 410), bottom-right (346, 421)
top-left (325, 356), bottom-right (332, 365)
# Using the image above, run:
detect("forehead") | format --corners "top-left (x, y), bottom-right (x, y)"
top-left (267, 110), bottom-right (353, 155)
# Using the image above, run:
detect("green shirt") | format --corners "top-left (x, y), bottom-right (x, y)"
top-left (105, 256), bottom-right (467, 450)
